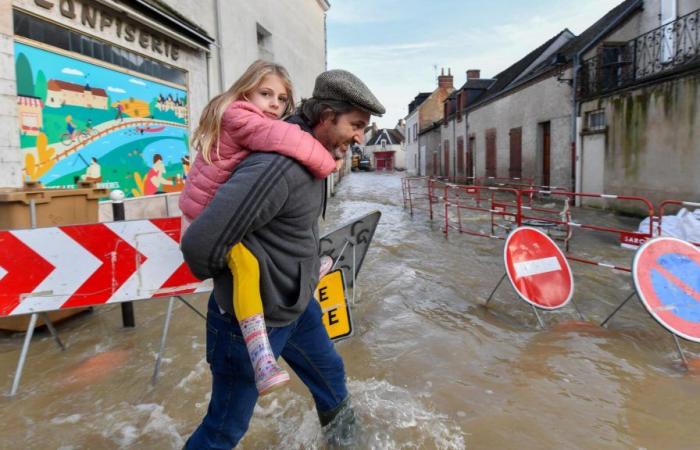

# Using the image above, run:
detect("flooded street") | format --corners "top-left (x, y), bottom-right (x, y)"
top-left (2, 171), bottom-right (699, 449)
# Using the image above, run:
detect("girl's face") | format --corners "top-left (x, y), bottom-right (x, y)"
top-left (247, 74), bottom-right (290, 119)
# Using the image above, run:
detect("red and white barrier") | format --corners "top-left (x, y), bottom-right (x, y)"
top-left (0, 217), bottom-right (208, 318)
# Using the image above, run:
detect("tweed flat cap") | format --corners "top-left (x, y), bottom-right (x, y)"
top-left (313, 69), bottom-right (385, 116)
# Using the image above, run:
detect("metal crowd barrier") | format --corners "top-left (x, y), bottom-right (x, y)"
top-left (442, 184), bottom-right (521, 239)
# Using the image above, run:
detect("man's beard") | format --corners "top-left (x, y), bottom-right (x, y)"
top-left (331, 147), bottom-right (345, 161)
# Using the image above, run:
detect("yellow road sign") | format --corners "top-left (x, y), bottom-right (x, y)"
top-left (314, 269), bottom-right (353, 341)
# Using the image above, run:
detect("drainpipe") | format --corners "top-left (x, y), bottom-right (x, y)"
top-left (214, 0), bottom-right (225, 93)
top-left (571, 53), bottom-right (579, 195)
top-left (324, 11), bottom-right (328, 70)
top-left (465, 106), bottom-right (470, 181)
top-left (452, 111), bottom-right (459, 183)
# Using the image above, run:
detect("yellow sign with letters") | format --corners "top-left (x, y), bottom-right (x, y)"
top-left (314, 269), bottom-right (353, 341)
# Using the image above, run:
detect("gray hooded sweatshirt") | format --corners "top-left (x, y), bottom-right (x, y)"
top-left (181, 115), bottom-right (324, 326)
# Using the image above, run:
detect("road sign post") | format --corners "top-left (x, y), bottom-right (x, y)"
top-left (487, 226), bottom-right (577, 328)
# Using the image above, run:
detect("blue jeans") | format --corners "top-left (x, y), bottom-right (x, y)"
top-left (185, 294), bottom-right (349, 449)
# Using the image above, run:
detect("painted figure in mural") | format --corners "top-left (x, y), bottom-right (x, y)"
top-left (181, 154), bottom-right (190, 179)
top-left (179, 60), bottom-right (337, 398)
top-left (181, 67), bottom-right (384, 448)
top-left (115, 103), bottom-right (124, 122)
top-left (65, 115), bottom-right (78, 141)
top-left (80, 157), bottom-right (101, 182)
top-left (85, 118), bottom-right (94, 135)
top-left (143, 153), bottom-right (173, 195)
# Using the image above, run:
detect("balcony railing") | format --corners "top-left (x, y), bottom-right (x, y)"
top-left (578, 8), bottom-right (699, 99)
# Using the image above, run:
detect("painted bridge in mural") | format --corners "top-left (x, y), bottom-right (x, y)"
top-left (25, 118), bottom-right (187, 172)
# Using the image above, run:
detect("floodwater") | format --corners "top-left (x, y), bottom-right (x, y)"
top-left (1, 172), bottom-right (699, 449)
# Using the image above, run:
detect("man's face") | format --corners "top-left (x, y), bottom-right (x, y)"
top-left (314, 109), bottom-right (370, 162)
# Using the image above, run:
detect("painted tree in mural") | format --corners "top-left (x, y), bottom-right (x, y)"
top-left (15, 52), bottom-right (35, 97)
top-left (25, 132), bottom-right (55, 181)
top-left (35, 70), bottom-right (47, 102)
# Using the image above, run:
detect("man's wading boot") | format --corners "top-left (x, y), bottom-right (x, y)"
top-left (240, 313), bottom-right (290, 395)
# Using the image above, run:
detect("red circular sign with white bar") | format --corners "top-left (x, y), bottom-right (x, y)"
top-left (504, 226), bottom-right (574, 309)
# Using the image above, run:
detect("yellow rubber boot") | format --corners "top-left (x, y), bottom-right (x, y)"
top-left (228, 243), bottom-right (290, 395)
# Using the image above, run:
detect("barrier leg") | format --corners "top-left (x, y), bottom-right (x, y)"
top-left (600, 292), bottom-right (636, 327)
top-left (9, 313), bottom-right (39, 396)
top-left (531, 305), bottom-right (546, 330)
top-left (152, 297), bottom-right (176, 385)
top-left (176, 296), bottom-right (206, 321)
top-left (484, 273), bottom-right (507, 306)
top-left (570, 299), bottom-right (586, 321)
top-left (351, 243), bottom-right (357, 306)
top-left (41, 313), bottom-right (65, 351)
top-left (672, 334), bottom-right (689, 369)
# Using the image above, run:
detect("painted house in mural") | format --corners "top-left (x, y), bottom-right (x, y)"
top-left (45, 80), bottom-right (109, 109)
top-left (17, 95), bottom-right (43, 136)
top-left (155, 94), bottom-right (187, 119)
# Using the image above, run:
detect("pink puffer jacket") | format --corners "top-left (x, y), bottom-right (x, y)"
top-left (179, 101), bottom-right (335, 222)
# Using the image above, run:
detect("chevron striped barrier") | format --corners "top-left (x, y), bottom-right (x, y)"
top-left (0, 217), bottom-right (208, 318)
top-left (1, 217), bottom-right (212, 395)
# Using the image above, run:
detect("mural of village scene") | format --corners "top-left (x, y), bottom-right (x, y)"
top-left (15, 42), bottom-right (190, 197)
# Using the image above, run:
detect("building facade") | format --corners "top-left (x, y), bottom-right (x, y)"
top-left (404, 93), bottom-right (428, 175)
top-left (405, 69), bottom-right (454, 176)
top-left (439, 30), bottom-right (576, 188)
top-left (1, 0), bottom-right (330, 194)
top-left (363, 124), bottom-right (405, 171)
top-left (577, 0), bottom-right (700, 208)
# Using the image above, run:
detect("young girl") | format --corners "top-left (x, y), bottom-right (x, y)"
top-left (179, 60), bottom-right (336, 395)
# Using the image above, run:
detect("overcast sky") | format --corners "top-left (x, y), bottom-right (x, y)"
top-left (326, 0), bottom-right (623, 129)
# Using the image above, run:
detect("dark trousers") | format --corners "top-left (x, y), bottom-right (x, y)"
top-left (185, 294), bottom-right (348, 449)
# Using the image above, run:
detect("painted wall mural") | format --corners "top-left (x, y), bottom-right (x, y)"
top-left (15, 41), bottom-right (190, 197)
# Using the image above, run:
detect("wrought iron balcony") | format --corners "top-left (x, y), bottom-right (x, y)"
top-left (578, 8), bottom-right (699, 99)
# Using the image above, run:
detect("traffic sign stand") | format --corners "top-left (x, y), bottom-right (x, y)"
top-left (152, 295), bottom-right (207, 385)
top-left (620, 237), bottom-right (700, 368)
top-left (485, 227), bottom-right (578, 329)
top-left (600, 289), bottom-right (690, 368)
top-left (484, 272), bottom-right (547, 329)
top-left (8, 201), bottom-right (68, 396)
top-left (600, 291), bottom-right (637, 327)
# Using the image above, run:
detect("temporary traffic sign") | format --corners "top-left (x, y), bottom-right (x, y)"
top-left (0, 217), bottom-right (208, 317)
top-left (633, 237), bottom-right (700, 343)
top-left (314, 269), bottom-right (352, 341)
top-left (504, 226), bottom-right (574, 309)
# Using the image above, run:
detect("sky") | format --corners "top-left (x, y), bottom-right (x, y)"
top-left (326, 0), bottom-right (624, 129)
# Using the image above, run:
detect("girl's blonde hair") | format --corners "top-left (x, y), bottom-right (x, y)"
top-left (192, 60), bottom-right (295, 164)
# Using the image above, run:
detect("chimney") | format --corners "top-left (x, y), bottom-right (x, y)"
top-left (438, 67), bottom-right (453, 89)
top-left (466, 69), bottom-right (481, 80)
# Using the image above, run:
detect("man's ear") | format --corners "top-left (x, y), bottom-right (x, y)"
top-left (319, 110), bottom-right (336, 126)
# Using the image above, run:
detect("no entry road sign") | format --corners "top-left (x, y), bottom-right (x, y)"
top-left (504, 227), bottom-right (574, 310)
top-left (633, 237), bottom-right (700, 343)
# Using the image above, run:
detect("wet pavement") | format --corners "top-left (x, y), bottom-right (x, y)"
top-left (1, 171), bottom-right (699, 449)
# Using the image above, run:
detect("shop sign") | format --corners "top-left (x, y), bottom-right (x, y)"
top-left (34, 0), bottom-right (181, 61)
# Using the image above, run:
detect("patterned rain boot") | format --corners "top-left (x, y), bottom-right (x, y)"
top-left (319, 255), bottom-right (334, 278)
top-left (240, 313), bottom-right (290, 395)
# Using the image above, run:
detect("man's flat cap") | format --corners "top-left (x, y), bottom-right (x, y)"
top-left (313, 69), bottom-right (385, 116)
